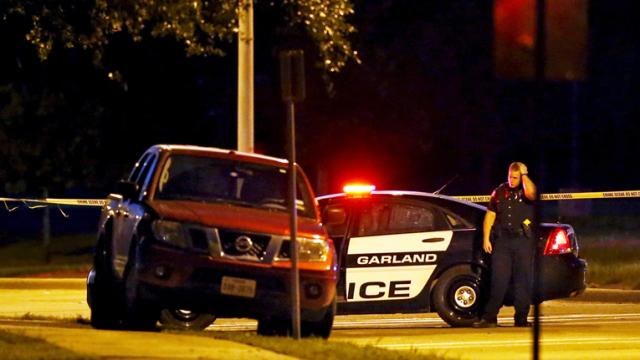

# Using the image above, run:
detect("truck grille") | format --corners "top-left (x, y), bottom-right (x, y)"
top-left (217, 229), bottom-right (271, 260)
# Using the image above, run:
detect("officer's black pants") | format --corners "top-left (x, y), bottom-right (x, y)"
top-left (482, 235), bottom-right (534, 323)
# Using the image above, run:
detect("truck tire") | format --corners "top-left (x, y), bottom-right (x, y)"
top-left (122, 240), bottom-right (159, 330)
top-left (159, 309), bottom-right (216, 330)
top-left (301, 297), bottom-right (336, 338)
top-left (88, 231), bottom-right (125, 329)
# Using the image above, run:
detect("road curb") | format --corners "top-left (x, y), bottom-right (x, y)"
top-left (0, 278), bottom-right (85, 290)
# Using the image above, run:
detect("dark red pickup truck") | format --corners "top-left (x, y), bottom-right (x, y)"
top-left (87, 145), bottom-right (337, 337)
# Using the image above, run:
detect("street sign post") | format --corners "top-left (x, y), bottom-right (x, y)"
top-left (279, 49), bottom-right (305, 339)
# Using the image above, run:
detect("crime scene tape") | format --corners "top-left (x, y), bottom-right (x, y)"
top-left (2, 189), bottom-right (640, 209)
top-left (0, 197), bottom-right (108, 207)
top-left (454, 189), bottom-right (640, 203)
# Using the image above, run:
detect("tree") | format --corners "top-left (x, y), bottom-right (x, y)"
top-left (3, 0), bottom-right (359, 74)
top-left (0, 0), bottom-right (359, 195)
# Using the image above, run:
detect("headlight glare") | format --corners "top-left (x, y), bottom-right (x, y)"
top-left (296, 238), bottom-right (328, 262)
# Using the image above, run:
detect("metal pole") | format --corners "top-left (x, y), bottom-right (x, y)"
top-left (43, 188), bottom-right (51, 263)
top-left (533, 0), bottom-right (545, 359)
top-left (237, 0), bottom-right (254, 153)
top-left (287, 101), bottom-right (301, 339)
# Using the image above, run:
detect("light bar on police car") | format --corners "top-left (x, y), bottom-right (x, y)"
top-left (343, 183), bottom-right (376, 197)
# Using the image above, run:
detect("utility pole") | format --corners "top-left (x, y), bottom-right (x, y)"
top-left (237, 0), bottom-right (254, 153)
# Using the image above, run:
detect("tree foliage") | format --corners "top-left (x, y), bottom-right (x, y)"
top-left (4, 0), bottom-right (359, 74)
top-left (0, 78), bottom-right (105, 195)
top-left (0, 0), bottom-right (358, 195)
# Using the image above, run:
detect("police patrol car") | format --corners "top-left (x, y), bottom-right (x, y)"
top-left (317, 185), bottom-right (587, 327)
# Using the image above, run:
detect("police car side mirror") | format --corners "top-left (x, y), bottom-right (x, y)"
top-left (116, 180), bottom-right (139, 201)
top-left (324, 207), bottom-right (346, 226)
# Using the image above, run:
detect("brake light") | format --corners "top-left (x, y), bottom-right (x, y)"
top-left (343, 183), bottom-right (376, 197)
top-left (544, 228), bottom-right (572, 255)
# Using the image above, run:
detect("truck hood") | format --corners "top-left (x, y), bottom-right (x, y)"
top-left (148, 200), bottom-right (325, 237)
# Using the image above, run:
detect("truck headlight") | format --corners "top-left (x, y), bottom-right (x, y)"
top-left (152, 220), bottom-right (190, 248)
top-left (278, 237), bottom-right (328, 262)
top-left (299, 238), bottom-right (329, 262)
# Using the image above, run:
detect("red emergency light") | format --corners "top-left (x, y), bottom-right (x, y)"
top-left (343, 183), bottom-right (376, 197)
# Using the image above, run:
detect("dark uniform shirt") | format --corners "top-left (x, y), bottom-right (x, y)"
top-left (488, 183), bottom-right (535, 239)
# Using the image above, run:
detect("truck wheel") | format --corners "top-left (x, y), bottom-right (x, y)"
top-left (88, 232), bottom-right (125, 329)
top-left (159, 309), bottom-right (216, 330)
top-left (432, 265), bottom-right (485, 327)
top-left (301, 297), bottom-right (336, 338)
top-left (123, 263), bottom-right (159, 330)
top-left (257, 318), bottom-right (291, 336)
top-left (87, 267), bottom-right (124, 329)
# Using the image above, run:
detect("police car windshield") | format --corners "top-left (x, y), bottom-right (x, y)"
top-left (154, 155), bottom-right (315, 218)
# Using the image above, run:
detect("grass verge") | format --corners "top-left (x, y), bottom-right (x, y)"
top-left (0, 234), bottom-right (93, 277)
top-left (0, 329), bottom-right (95, 360)
top-left (580, 244), bottom-right (640, 290)
top-left (195, 331), bottom-right (456, 360)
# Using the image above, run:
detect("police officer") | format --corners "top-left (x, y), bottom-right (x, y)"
top-left (473, 162), bottom-right (537, 328)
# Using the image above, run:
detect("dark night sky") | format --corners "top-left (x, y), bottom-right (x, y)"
top-left (1, 0), bottom-right (639, 200)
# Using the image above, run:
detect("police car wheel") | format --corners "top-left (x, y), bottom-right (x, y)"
top-left (159, 309), bottom-right (216, 330)
top-left (432, 265), bottom-right (484, 327)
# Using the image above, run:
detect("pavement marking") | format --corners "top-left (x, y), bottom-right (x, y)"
top-left (329, 313), bottom-right (640, 328)
top-left (377, 337), bottom-right (640, 349)
top-left (207, 313), bottom-right (640, 331)
top-left (539, 313), bottom-right (640, 320)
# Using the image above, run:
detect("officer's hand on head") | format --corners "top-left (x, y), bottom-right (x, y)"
top-left (519, 163), bottom-right (528, 176)
top-left (483, 240), bottom-right (492, 254)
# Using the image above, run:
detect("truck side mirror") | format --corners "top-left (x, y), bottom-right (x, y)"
top-left (324, 207), bottom-right (346, 226)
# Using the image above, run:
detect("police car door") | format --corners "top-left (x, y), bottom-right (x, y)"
top-left (345, 199), bottom-right (453, 303)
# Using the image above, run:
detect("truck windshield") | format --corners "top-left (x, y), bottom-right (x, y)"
top-left (154, 155), bottom-right (316, 218)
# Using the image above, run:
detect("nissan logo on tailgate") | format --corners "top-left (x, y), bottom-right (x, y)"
top-left (234, 235), bottom-right (253, 253)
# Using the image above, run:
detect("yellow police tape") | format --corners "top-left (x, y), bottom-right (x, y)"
top-left (2, 189), bottom-right (640, 207)
top-left (0, 197), bottom-right (108, 207)
top-left (454, 189), bottom-right (640, 203)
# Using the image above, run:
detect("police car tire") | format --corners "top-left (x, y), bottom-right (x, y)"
top-left (432, 265), bottom-right (483, 327)
top-left (159, 309), bottom-right (216, 330)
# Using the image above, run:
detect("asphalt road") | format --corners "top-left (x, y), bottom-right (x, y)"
top-left (331, 308), bottom-right (640, 359)
top-left (1, 278), bottom-right (639, 359)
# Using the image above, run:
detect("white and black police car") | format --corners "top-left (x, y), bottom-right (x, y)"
top-left (317, 184), bottom-right (587, 327)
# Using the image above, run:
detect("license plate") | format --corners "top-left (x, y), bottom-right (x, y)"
top-left (221, 276), bottom-right (256, 298)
